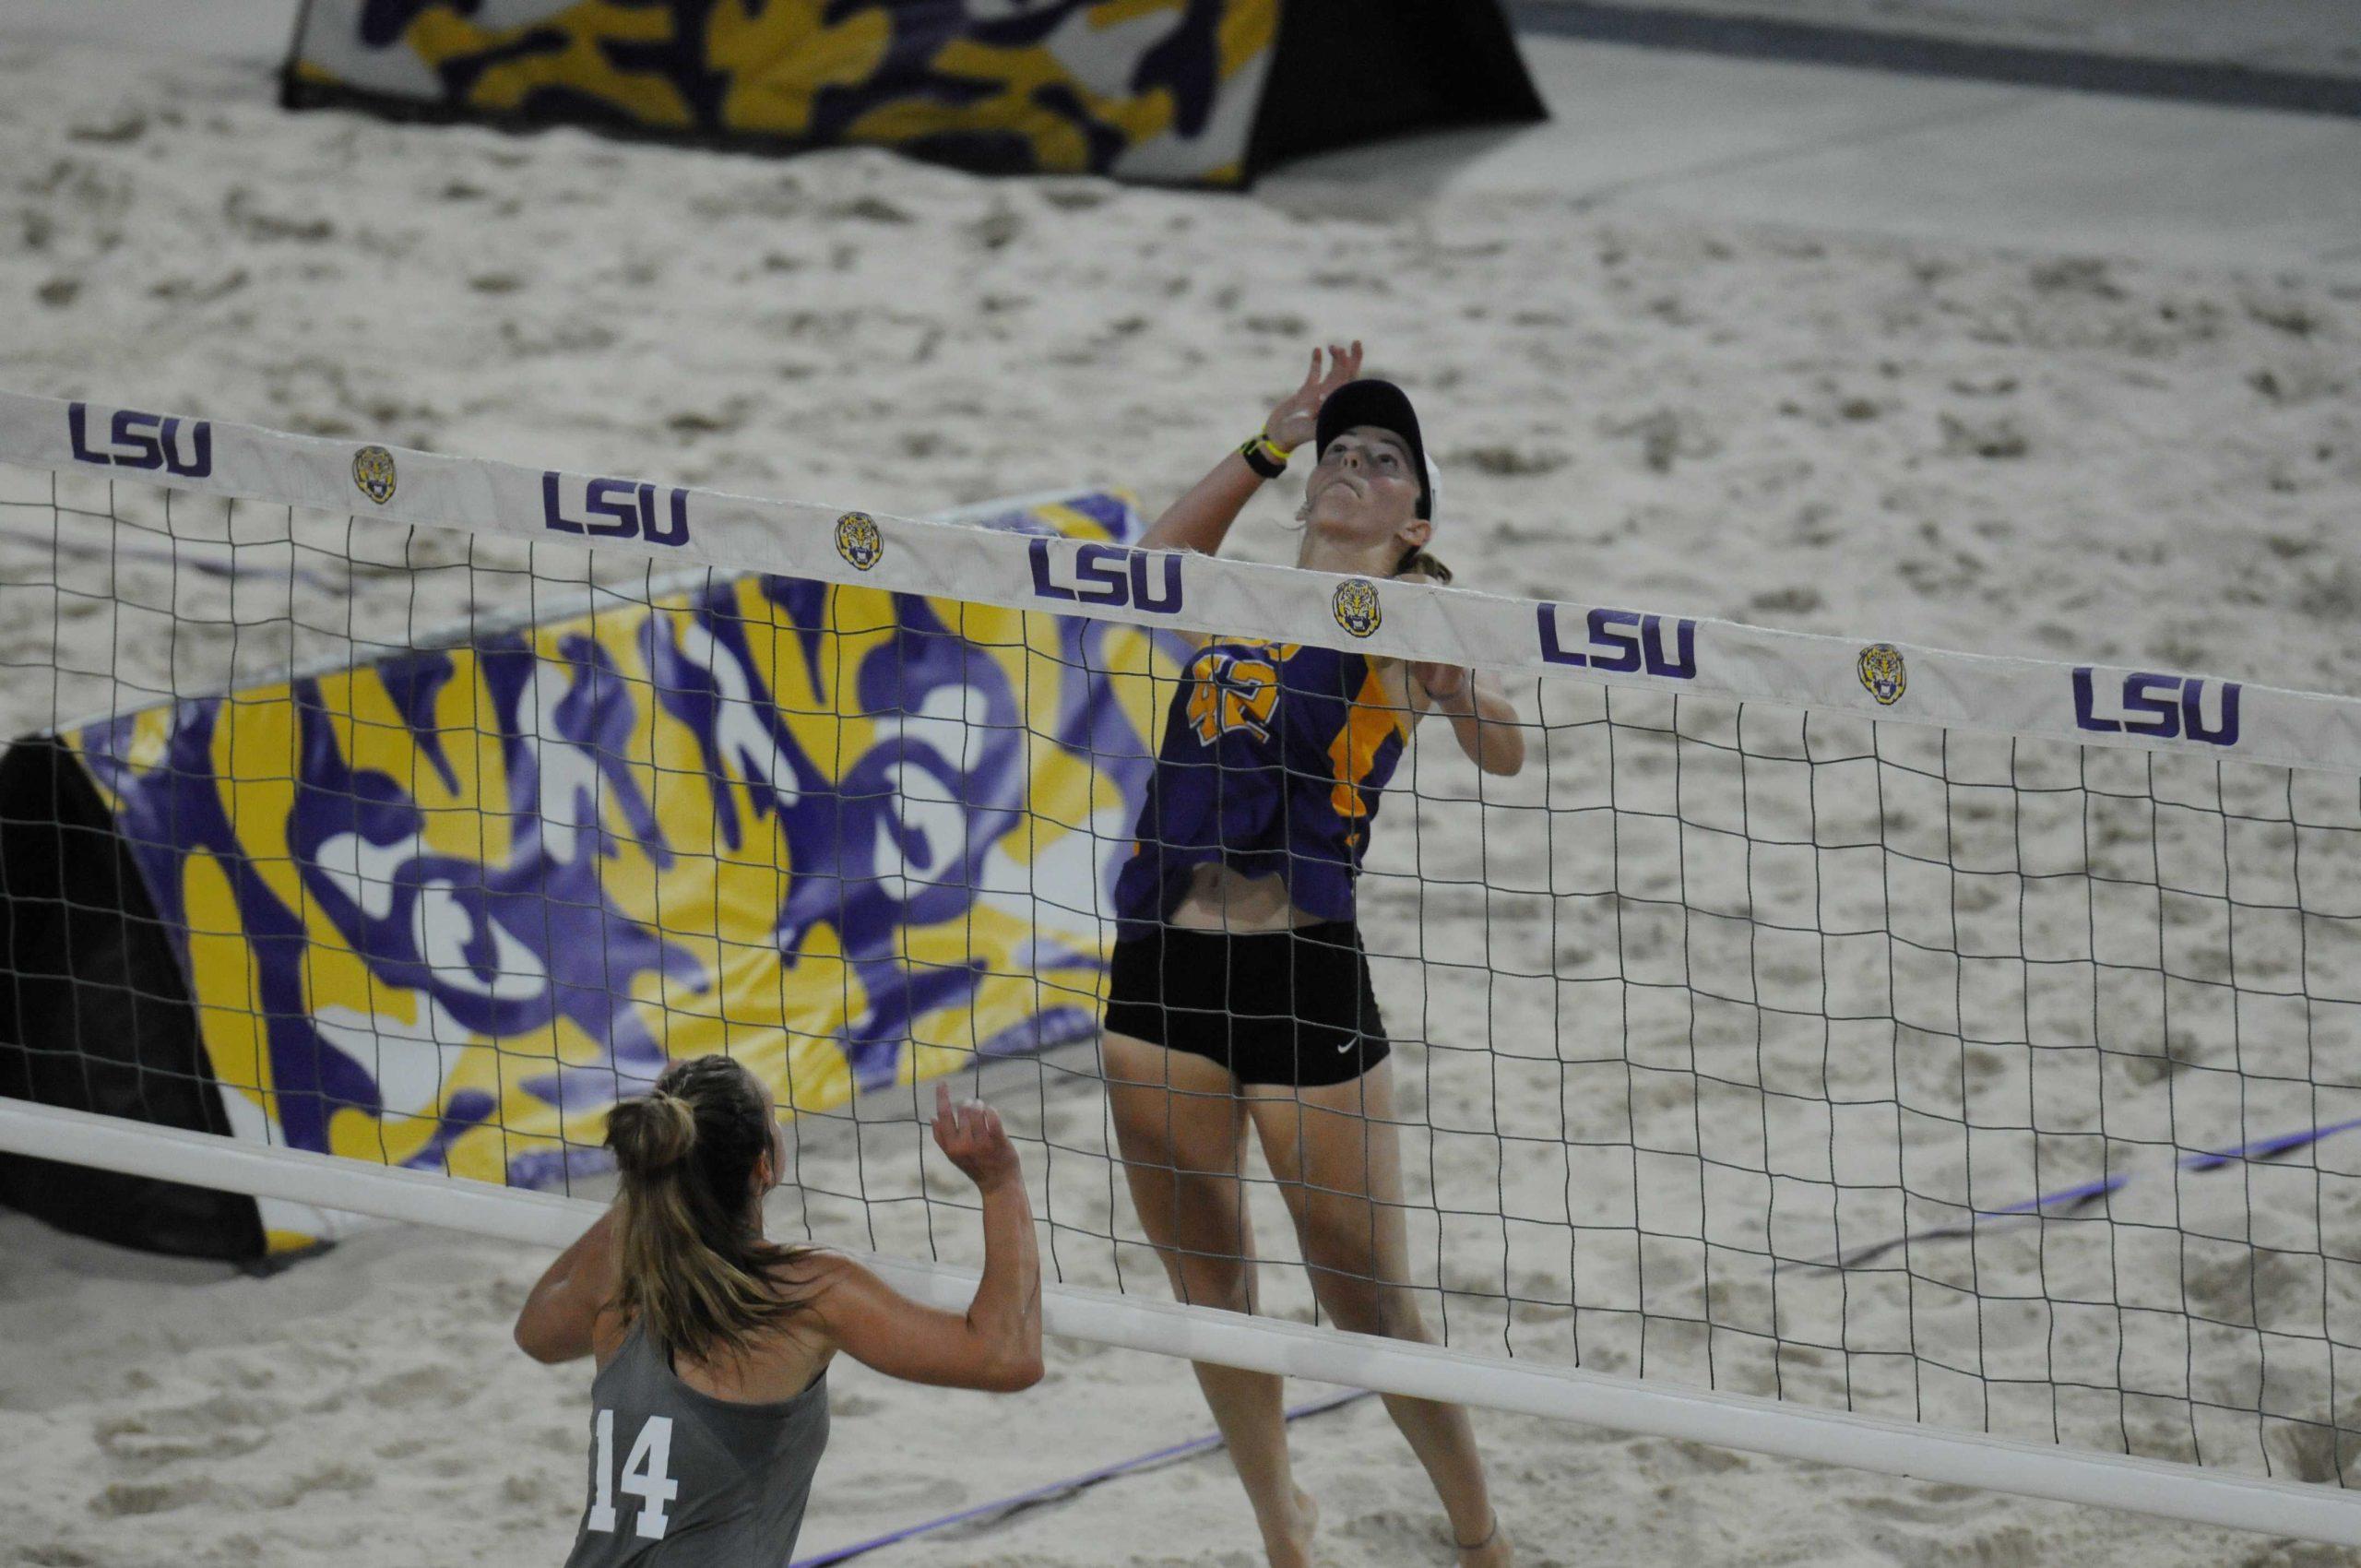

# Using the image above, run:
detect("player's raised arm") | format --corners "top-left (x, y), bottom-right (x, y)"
top-left (1137, 341), bottom-right (1364, 556)
top-left (1409, 660), bottom-right (1525, 777)
top-left (514, 1205), bottom-right (622, 1364)
top-left (802, 1082), bottom-right (1043, 1392)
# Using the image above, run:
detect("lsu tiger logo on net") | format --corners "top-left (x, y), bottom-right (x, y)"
top-left (351, 445), bottom-right (397, 505)
top-left (1857, 643), bottom-right (1907, 707)
top-left (835, 511), bottom-right (883, 571)
top-left (1332, 577), bottom-right (1382, 639)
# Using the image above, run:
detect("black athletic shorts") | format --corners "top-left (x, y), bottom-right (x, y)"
top-left (1101, 921), bottom-right (1390, 1088)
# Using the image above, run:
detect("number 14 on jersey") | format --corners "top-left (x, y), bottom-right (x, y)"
top-left (587, 1409), bottom-right (679, 1539)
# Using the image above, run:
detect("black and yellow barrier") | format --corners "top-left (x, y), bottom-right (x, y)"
top-left (280, 0), bottom-right (1544, 187)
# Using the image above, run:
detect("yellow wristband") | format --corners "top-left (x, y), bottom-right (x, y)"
top-left (1258, 429), bottom-right (1295, 461)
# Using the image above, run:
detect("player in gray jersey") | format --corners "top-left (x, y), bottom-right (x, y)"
top-left (514, 1055), bottom-right (1042, 1564)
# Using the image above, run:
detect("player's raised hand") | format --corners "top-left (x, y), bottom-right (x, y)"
top-left (1410, 659), bottom-right (1470, 706)
top-left (931, 1081), bottom-right (1021, 1194)
top-left (1263, 341), bottom-right (1365, 454)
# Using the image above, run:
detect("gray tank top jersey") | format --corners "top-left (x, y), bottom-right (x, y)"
top-left (564, 1321), bottom-right (830, 1567)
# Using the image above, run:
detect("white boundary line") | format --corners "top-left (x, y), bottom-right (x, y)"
top-left (5, 389), bottom-right (2360, 774)
top-left (4, 1098), bottom-right (2355, 1545)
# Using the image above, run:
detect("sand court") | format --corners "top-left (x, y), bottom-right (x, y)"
top-left (3, 5), bottom-right (2360, 1564)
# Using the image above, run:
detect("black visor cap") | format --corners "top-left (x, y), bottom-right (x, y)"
top-left (1315, 378), bottom-right (1431, 519)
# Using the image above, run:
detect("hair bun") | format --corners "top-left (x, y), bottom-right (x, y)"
top-left (608, 1089), bottom-right (697, 1177)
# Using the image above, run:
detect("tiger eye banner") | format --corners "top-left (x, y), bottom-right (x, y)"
top-left (279, 0), bottom-right (1544, 187)
top-left (44, 492), bottom-right (1171, 1253)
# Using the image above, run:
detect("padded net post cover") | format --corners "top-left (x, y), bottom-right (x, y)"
top-left (0, 737), bottom-right (265, 1262)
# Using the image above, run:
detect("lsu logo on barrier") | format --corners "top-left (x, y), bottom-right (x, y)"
top-left (1026, 539), bottom-right (1183, 614)
top-left (541, 473), bottom-right (691, 548)
top-left (2072, 668), bottom-right (2241, 746)
top-left (66, 402), bottom-right (212, 478)
top-left (1536, 604), bottom-right (1698, 679)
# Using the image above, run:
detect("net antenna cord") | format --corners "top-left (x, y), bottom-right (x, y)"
top-left (6, 1099), bottom-right (2357, 1548)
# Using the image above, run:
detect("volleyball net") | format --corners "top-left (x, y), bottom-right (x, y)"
top-left (2, 392), bottom-right (2359, 1543)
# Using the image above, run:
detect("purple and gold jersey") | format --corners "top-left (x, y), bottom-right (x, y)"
top-left (1113, 639), bottom-right (1411, 937)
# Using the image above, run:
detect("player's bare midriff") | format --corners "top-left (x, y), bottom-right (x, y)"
top-left (1166, 863), bottom-right (1327, 933)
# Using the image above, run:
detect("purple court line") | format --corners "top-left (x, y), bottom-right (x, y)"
top-left (1795, 1116), bottom-right (2361, 1270)
top-left (790, 1388), bottom-right (1374, 1567)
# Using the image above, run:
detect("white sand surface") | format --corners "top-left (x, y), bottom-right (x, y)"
top-left (6, 1203), bottom-right (2352, 1568)
top-left (3, 21), bottom-right (2361, 1568)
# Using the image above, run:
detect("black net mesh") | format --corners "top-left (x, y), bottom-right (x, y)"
top-left (4, 460), bottom-right (2359, 1484)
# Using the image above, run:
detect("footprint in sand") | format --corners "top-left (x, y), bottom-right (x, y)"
top-left (16, 1544), bottom-right (102, 1567)
top-left (844, 1472), bottom-right (967, 1513)
top-left (255, 1463), bottom-right (375, 1508)
top-left (362, 1362), bottom-right (468, 1409)
top-left (87, 1475), bottom-right (219, 1518)
top-left (93, 1419), bottom-right (269, 1470)
top-left (93, 1395), bottom-right (281, 1469)
top-left (501, 1470), bottom-right (564, 1506)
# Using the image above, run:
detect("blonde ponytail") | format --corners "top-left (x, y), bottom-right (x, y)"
top-left (606, 1056), bottom-right (810, 1365)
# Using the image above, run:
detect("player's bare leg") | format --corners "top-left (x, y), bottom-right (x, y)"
top-left (1104, 1030), bottom-right (1320, 1568)
top-left (1248, 1060), bottom-right (1509, 1567)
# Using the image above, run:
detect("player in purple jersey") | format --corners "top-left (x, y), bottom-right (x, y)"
top-left (1101, 345), bottom-right (1525, 1568)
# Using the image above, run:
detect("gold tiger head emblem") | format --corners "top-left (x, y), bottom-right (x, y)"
top-left (351, 445), bottom-right (397, 505)
top-left (834, 511), bottom-right (884, 570)
top-left (1857, 643), bottom-right (1907, 707)
top-left (1331, 577), bottom-right (1382, 639)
